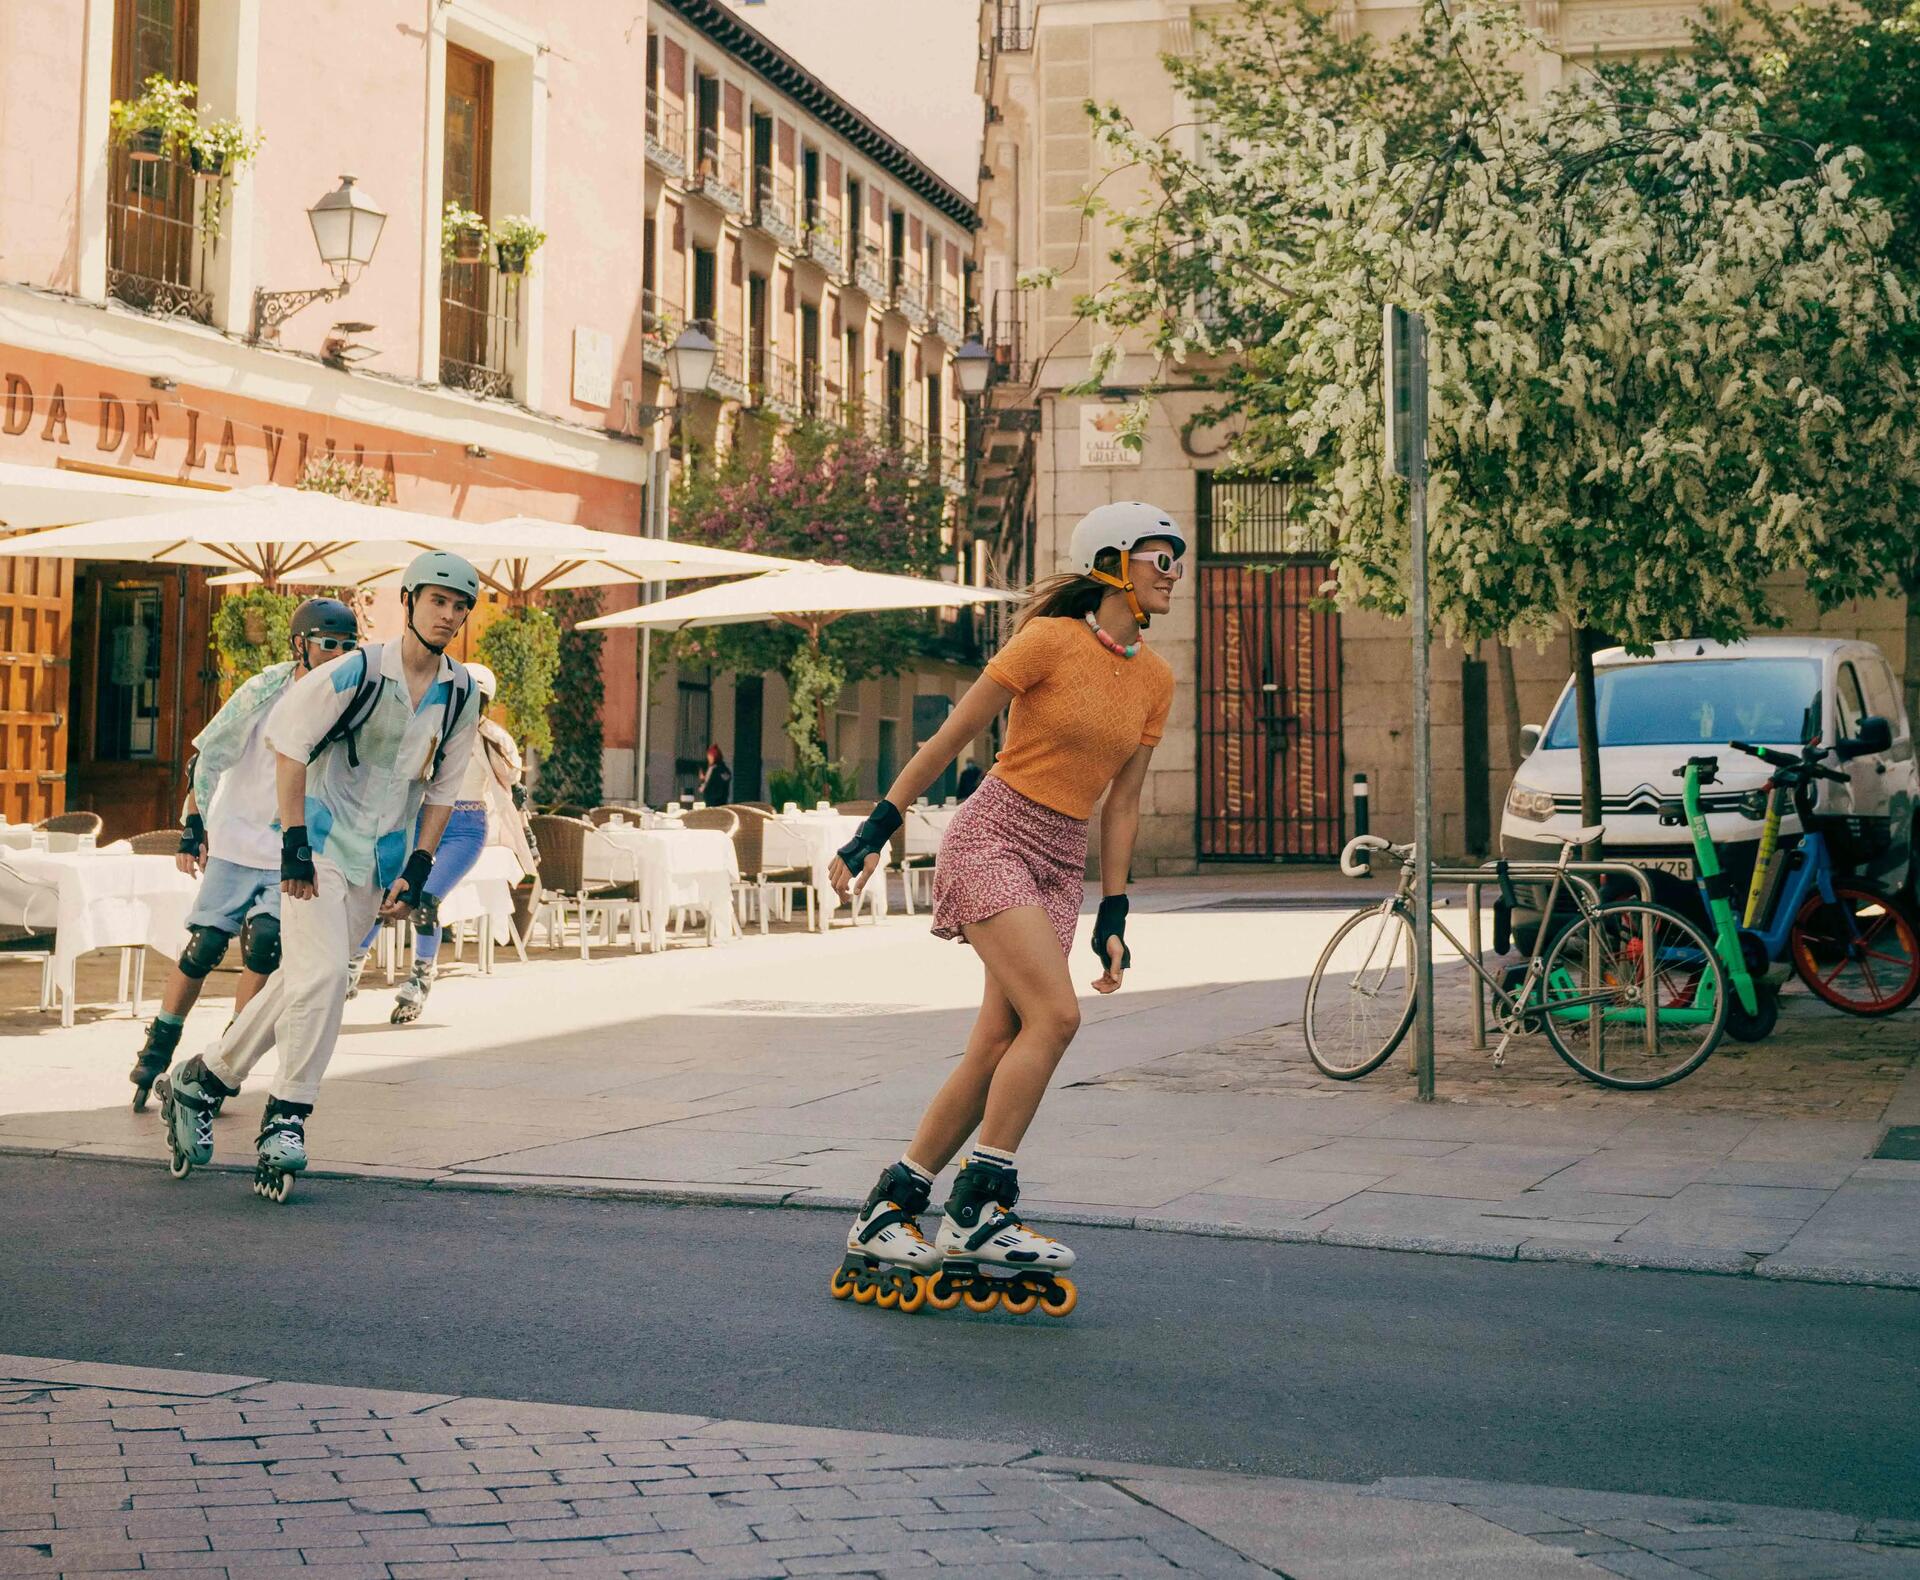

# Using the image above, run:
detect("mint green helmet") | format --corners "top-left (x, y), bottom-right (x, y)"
top-left (401, 549), bottom-right (480, 605)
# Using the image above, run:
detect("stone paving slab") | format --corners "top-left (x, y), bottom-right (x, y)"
top-left (8, 1365), bottom-right (1920, 1579)
top-left (3, 885), bottom-right (1917, 1293)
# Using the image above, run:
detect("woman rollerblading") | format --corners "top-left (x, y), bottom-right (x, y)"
top-left (252, 1099), bottom-right (310, 1202)
top-left (827, 501), bottom-right (1182, 1318)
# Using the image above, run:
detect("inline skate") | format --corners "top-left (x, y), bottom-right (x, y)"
top-left (390, 959), bottom-right (432, 1025)
top-left (155, 1056), bottom-right (236, 1179)
top-left (344, 950), bottom-right (369, 1000)
top-left (253, 1098), bottom-right (310, 1203)
top-left (925, 1159), bottom-right (1077, 1317)
top-left (831, 1162), bottom-right (942, 1312)
top-left (129, 1018), bottom-right (182, 1113)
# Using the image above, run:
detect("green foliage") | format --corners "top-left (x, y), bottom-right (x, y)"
top-left (109, 75), bottom-right (198, 157)
top-left (492, 214), bottom-right (547, 276)
top-left (211, 588), bottom-right (297, 691)
top-left (296, 455), bottom-right (393, 505)
top-left (541, 589), bottom-right (605, 809)
top-left (667, 420), bottom-right (952, 778)
top-left (769, 763), bottom-right (854, 808)
top-left (475, 607), bottom-right (561, 758)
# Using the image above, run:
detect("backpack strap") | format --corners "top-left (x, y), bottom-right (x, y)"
top-left (433, 660), bottom-right (473, 780)
top-left (307, 644), bottom-right (382, 769)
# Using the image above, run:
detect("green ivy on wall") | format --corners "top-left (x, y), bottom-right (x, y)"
top-left (540, 588), bottom-right (605, 809)
top-left (475, 606), bottom-right (560, 758)
top-left (210, 587), bottom-right (297, 692)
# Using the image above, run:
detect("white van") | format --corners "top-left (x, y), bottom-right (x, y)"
top-left (1500, 637), bottom-right (1916, 897)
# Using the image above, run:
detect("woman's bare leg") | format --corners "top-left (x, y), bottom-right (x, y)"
top-left (905, 968), bottom-right (1021, 1174)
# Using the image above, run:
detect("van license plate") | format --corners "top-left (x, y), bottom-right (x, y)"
top-left (1625, 857), bottom-right (1695, 880)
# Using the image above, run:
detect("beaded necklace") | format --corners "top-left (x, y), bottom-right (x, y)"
top-left (1085, 612), bottom-right (1141, 659)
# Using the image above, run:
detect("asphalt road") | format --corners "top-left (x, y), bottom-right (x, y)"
top-left (9, 1155), bottom-right (1916, 1522)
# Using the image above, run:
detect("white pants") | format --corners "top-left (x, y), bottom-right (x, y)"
top-left (203, 857), bottom-right (381, 1106)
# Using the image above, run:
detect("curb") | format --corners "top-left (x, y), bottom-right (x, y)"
top-left (9, 1138), bottom-right (1918, 1292)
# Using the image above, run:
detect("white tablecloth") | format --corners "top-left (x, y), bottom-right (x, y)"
top-left (763, 812), bottom-right (890, 925)
top-left (437, 844), bottom-right (526, 947)
top-left (905, 804), bottom-right (959, 857)
top-left (587, 825), bottom-right (741, 949)
top-left (0, 824), bottom-right (36, 850)
top-left (0, 847), bottom-right (197, 1022)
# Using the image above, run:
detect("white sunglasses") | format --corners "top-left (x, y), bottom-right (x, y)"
top-left (1130, 550), bottom-right (1185, 579)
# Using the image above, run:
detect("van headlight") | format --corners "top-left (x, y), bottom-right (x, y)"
top-left (1505, 781), bottom-right (1556, 822)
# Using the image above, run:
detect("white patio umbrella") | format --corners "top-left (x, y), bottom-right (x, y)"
top-left (0, 459), bottom-right (226, 532)
top-left (0, 485), bottom-right (794, 599)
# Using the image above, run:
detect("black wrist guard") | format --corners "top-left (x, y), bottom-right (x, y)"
top-left (180, 813), bottom-right (206, 857)
top-left (280, 825), bottom-right (315, 885)
top-left (1092, 894), bottom-right (1132, 971)
top-left (835, 800), bottom-right (903, 870)
top-left (398, 848), bottom-right (434, 908)
top-left (510, 782), bottom-right (528, 810)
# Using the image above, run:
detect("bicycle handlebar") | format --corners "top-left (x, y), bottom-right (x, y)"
top-left (1340, 834), bottom-right (1411, 878)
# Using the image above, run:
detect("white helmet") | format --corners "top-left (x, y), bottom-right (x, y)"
top-left (464, 661), bottom-right (498, 701)
top-left (1067, 501), bottom-right (1188, 574)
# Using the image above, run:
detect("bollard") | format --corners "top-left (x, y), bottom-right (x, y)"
top-left (1351, 772), bottom-right (1370, 874)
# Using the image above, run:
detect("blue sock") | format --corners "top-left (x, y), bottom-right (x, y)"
top-left (156, 1012), bottom-right (185, 1029)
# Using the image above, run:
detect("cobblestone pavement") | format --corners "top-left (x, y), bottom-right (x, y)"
top-left (6, 1361), bottom-right (1918, 1579)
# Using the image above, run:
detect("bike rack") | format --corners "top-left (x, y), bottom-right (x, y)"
top-left (1424, 861), bottom-right (1657, 1054)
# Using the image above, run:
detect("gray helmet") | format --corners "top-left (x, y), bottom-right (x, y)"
top-left (289, 597), bottom-right (358, 641)
top-left (401, 549), bottom-right (480, 606)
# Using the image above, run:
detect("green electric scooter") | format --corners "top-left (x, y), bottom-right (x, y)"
top-left (1661, 755), bottom-right (1779, 1042)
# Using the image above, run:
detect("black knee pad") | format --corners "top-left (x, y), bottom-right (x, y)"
top-left (413, 892), bottom-right (440, 937)
top-left (240, 912), bottom-right (281, 974)
top-left (177, 925), bottom-right (232, 980)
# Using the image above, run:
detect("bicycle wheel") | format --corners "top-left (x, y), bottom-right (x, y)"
top-left (1538, 901), bottom-right (1727, 1090)
top-left (1304, 903), bottom-right (1418, 1079)
top-left (1790, 883), bottom-right (1920, 1015)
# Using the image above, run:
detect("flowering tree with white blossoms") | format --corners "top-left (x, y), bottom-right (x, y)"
top-left (1082, 0), bottom-right (1920, 831)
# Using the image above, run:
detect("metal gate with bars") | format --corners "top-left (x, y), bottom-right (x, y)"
top-left (1195, 475), bottom-right (1343, 860)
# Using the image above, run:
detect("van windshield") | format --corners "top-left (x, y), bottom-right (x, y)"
top-left (1541, 659), bottom-right (1821, 749)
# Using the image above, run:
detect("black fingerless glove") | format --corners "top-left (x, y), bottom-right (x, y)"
top-left (397, 848), bottom-right (434, 909)
top-left (836, 800), bottom-right (903, 869)
top-left (1092, 894), bottom-right (1132, 972)
top-left (510, 783), bottom-right (528, 811)
top-left (179, 813), bottom-right (206, 858)
top-left (280, 825), bottom-right (315, 885)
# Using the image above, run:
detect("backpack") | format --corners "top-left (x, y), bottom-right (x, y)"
top-left (308, 643), bottom-right (473, 778)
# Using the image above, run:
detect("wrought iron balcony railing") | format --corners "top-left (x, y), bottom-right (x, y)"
top-left (641, 292), bottom-right (680, 372)
top-left (750, 166), bottom-right (800, 249)
top-left (932, 287), bottom-right (965, 344)
top-left (644, 100), bottom-right (687, 178)
top-left (853, 239), bottom-right (888, 299)
top-left (751, 348), bottom-right (801, 420)
top-left (893, 263), bottom-right (930, 329)
top-left (107, 144), bottom-right (215, 324)
top-left (994, 0), bottom-right (1035, 51)
top-left (803, 222), bottom-right (845, 278)
top-left (441, 258), bottom-right (522, 399)
top-left (690, 316), bottom-right (749, 402)
top-left (689, 136), bottom-right (745, 213)
top-left (988, 287), bottom-right (1031, 386)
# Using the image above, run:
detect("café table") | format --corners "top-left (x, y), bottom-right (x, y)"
top-left (435, 844), bottom-right (530, 973)
top-left (762, 808), bottom-right (890, 930)
top-left (587, 820), bottom-right (741, 951)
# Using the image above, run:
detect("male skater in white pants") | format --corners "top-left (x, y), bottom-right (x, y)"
top-left (158, 551), bottom-right (482, 1198)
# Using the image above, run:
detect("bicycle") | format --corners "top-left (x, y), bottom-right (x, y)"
top-left (1304, 828), bottom-right (1730, 1090)
top-left (1723, 738), bottom-right (1920, 1015)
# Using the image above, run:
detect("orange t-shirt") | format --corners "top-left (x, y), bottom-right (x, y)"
top-left (983, 615), bottom-right (1175, 819)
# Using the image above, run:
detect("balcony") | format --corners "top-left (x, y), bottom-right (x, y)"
top-left (931, 287), bottom-right (964, 345)
top-left (688, 137), bottom-right (745, 214)
top-left (751, 347), bottom-right (801, 420)
top-left (802, 218), bottom-right (844, 278)
top-left (994, 0), bottom-right (1035, 51)
top-left (988, 287), bottom-right (1030, 386)
top-left (645, 100), bottom-right (687, 178)
top-left (837, 398), bottom-right (883, 443)
top-left (107, 145), bottom-right (215, 324)
top-left (641, 292), bottom-right (680, 372)
top-left (690, 317), bottom-right (750, 403)
top-left (895, 415), bottom-right (930, 474)
top-left (440, 258), bottom-right (521, 399)
top-left (892, 262), bottom-right (930, 330)
top-left (799, 364), bottom-right (824, 421)
top-left (750, 166), bottom-right (800, 249)
top-left (852, 239), bottom-right (888, 300)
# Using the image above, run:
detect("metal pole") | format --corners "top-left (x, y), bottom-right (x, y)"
top-left (636, 444), bottom-right (669, 805)
top-left (1408, 313), bottom-right (1436, 1103)
top-left (1352, 772), bottom-right (1370, 874)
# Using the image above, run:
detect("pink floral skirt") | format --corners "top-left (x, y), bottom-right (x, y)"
top-left (931, 775), bottom-right (1089, 958)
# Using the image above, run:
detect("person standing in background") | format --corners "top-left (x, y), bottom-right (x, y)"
top-left (698, 744), bottom-right (733, 807)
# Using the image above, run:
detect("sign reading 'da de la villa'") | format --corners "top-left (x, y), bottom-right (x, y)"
top-left (1079, 404), bottom-right (1141, 468)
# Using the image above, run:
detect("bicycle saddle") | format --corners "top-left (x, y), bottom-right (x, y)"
top-left (1541, 824), bottom-right (1606, 846)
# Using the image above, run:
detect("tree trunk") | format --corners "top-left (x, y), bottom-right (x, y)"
top-left (1571, 626), bottom-right (1604, 860)
top-left (1904, 588), bottom-right (1920, 747)
top-left (1492, 637), bottom-right (1524, 770)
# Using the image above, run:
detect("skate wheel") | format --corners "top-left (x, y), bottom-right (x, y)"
top-left (924, 1276), bottom-right (964, 1312)
top-left (1040, 1276), bottom-right (1077, 1317)
top-left (829, 1267), bottom-right (857, 1300)
top-left (962, 1286), bottom-right (1000, 1314)
top-left (1000, 1284), bottom-right (1041, 1316)
top-left (875, 1284), bottom-right (900, 1310)
top-left (272, 1174), bottom-right (295, 1204)
top-left (852, 1278), bottom-right (878, 1304)
top-left (167, 1151), bottom-right (191, 1180)
top-left (896, 1274), bottom-right (928, 1315)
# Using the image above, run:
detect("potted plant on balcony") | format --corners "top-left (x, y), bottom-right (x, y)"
top-left (492, 214), bottom-right (547, 278)
top-left (109, 74), bottom-right (197, 162)
top-left (442, 201), bottom-right (489, 264)
top-left (187, 116), bottom-right (262, 180)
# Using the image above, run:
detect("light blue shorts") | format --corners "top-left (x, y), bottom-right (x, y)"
top-left (186, 857), bottom-right (282, 935)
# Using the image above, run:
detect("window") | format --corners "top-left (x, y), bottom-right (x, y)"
top-left (747, 272), bottom-right (769, 394)
top-left (440, 44), bottom-right (517, 397)
top-left (888, 208), bottom-right (906, 290)
top-left (696, 72), bottom-right (721, 163)
top-left (108, 0), bottom-right (210, 322)
top-left (645, 32), bottom-right (660, 133)
top-left (1196, 472), bottom-right (1327, 559)
top-left (751, 111), bottom-right (773, 208)
top-left (1837, 663), bottom-right (1868, 741)
top-left (800, 304), bottom-right (821, 415)
top-left (803, 146), bottom-right (821, 230)
top-left (1540, 659), bottom-right (1823, 751)
top-left (884, 349), bottom-right (904, 443)
top-left (926, 373), bottom-right (942, 469)
top-left (692, 246), bottom-right (717, 324)
top-left (846, 176), bottom-right (863, 260)
top-left (676, 668), bottom-right (714, 794)
top-left (843, 326), bottom-right (863, 412)
top-left (94, 582), bottom-right (165, 760)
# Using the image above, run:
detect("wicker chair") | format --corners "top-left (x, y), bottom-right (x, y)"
top-left (128, 829), bottom-right (184, 856)
top-left (681, 807), bottom-right (740, 839)
top-left (586, 805), bottom-right (641, 827)
top-left (834, 800), bottom-right (876, 817)
top-left (36, 811), bottom-right (103, 837)
top-left (527, 815), bottom-right (635, 959)
top-left (728, 806), bottom-right (812, 933)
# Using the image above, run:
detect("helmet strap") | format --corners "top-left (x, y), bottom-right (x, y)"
top-left (402, 590), bottom-right (449, 656)
top-left (1089, 567), bottom-right (1151, 630)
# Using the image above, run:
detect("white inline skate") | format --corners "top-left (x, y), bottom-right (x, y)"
top-left (925, 1159), bottom-right (1077, 1317)
top-left (391, 959), bottom-right (432, 1025)
top-left (252, 1098), bottom-right (309, 1203)
top-left (831, 1163), bottom-right (943, 1312)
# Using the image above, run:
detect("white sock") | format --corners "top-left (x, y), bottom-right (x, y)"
top-left (898, 1155), bottom-right (935, 1186)
top-left (970, 1143), bottom-right (1017, 1172)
